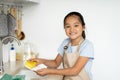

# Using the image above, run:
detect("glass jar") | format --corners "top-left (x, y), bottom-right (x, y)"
top-left (23, 42), bottom-right (38, 61)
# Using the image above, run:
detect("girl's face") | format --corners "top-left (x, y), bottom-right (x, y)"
top-left (64, 15), bottom-right (85, 40)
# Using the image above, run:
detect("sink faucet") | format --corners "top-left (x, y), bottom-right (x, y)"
top-left (0, 36), bottom-right (21, 74)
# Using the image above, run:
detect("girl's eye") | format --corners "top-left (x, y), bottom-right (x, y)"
top-left (74, 25), bottom-right (79, 27)
top-left (65, 25), bottom-right (70, 28)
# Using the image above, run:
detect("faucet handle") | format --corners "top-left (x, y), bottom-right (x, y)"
top-left (2, 36), bottom-right (21, 46)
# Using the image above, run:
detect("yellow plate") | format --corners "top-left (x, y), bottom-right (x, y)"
top-left (24, 60), bottom-right (37, 69)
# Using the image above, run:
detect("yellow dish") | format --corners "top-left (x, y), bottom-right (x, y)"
top-left (25, 60), bottom-right (37, 69)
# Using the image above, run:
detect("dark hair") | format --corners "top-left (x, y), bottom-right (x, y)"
top-left (64, 11), bottom-right (86, 39)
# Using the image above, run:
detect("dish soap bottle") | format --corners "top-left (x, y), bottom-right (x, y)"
top-left (9, 44), bottom-right (16, 62)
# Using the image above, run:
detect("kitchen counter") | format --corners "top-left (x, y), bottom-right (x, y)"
top-left (0, 61), bottom-right (41, 80)
top-left (0, 61), bottom-right (63, 80)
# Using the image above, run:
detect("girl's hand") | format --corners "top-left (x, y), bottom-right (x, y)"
top-left (29, 58), bottom-right (43, 66)
top-left (35, 68), bottom-right (51, 76)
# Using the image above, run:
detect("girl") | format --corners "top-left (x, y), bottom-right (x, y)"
top-left (30, 11), bottom-right (94, 80)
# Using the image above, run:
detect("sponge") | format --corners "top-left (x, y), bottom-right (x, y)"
top-left (25, 60), bottom-right (37, 69)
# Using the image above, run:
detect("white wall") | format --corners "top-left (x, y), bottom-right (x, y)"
top-left (22, 0), bottom-right (120, 80)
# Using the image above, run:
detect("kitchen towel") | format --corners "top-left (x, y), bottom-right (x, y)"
top-left (0, 73), bottom-right (25, 80)
top-left (0, 13), bottom-right (8, 37)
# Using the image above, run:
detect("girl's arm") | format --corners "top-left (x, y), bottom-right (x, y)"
top-left (36, 56), bottom-right (89, 76)
top-left (41, 54), bottom-right (62, 68)
top-left (30, 54), bottom-right (62, 68)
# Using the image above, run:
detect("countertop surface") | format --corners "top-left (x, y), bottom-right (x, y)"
top-left (0, 61), bottom-right (63, 80)
top-left (0, 61), bottom-right (42, 80)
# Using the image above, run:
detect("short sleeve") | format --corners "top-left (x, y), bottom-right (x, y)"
top-left (79, 40), bottom-right (94, 59)
top-left (57, 38), bottom-right (70, 56)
